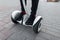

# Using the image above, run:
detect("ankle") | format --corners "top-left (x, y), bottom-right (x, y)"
top-left (21, 11), bottom-right (26, 15)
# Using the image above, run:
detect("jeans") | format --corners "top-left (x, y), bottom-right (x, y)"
top-left (20, 0), bottom-right (39, 16)
top-left (31, 0), bottom-right (39, 16)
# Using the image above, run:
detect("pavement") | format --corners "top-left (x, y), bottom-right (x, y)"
top-left (0, 0), bottom-right (60, 40)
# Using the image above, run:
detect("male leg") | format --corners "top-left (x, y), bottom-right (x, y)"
top-left (25, 0), bottom-right (39, 25)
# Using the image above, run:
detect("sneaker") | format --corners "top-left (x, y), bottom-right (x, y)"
top-left (25, 15), bottom-right (35, 25)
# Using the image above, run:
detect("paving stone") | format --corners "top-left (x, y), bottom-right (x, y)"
top-left (0, 32), bottom-right (6, 40)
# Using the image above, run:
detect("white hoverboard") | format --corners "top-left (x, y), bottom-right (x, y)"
top-left (11, 10), bottom-right (42, 33)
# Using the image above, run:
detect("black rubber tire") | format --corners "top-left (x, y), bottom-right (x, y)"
top-left (33, 18), bottom-right (42, 33)
top-left (11, 12), bottom-right (22, 24)
top-left (11, 16), bottom-right (19, 24)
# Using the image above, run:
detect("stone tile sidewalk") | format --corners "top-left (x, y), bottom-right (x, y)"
top-left (0, 7), bottom-right (60, 40)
